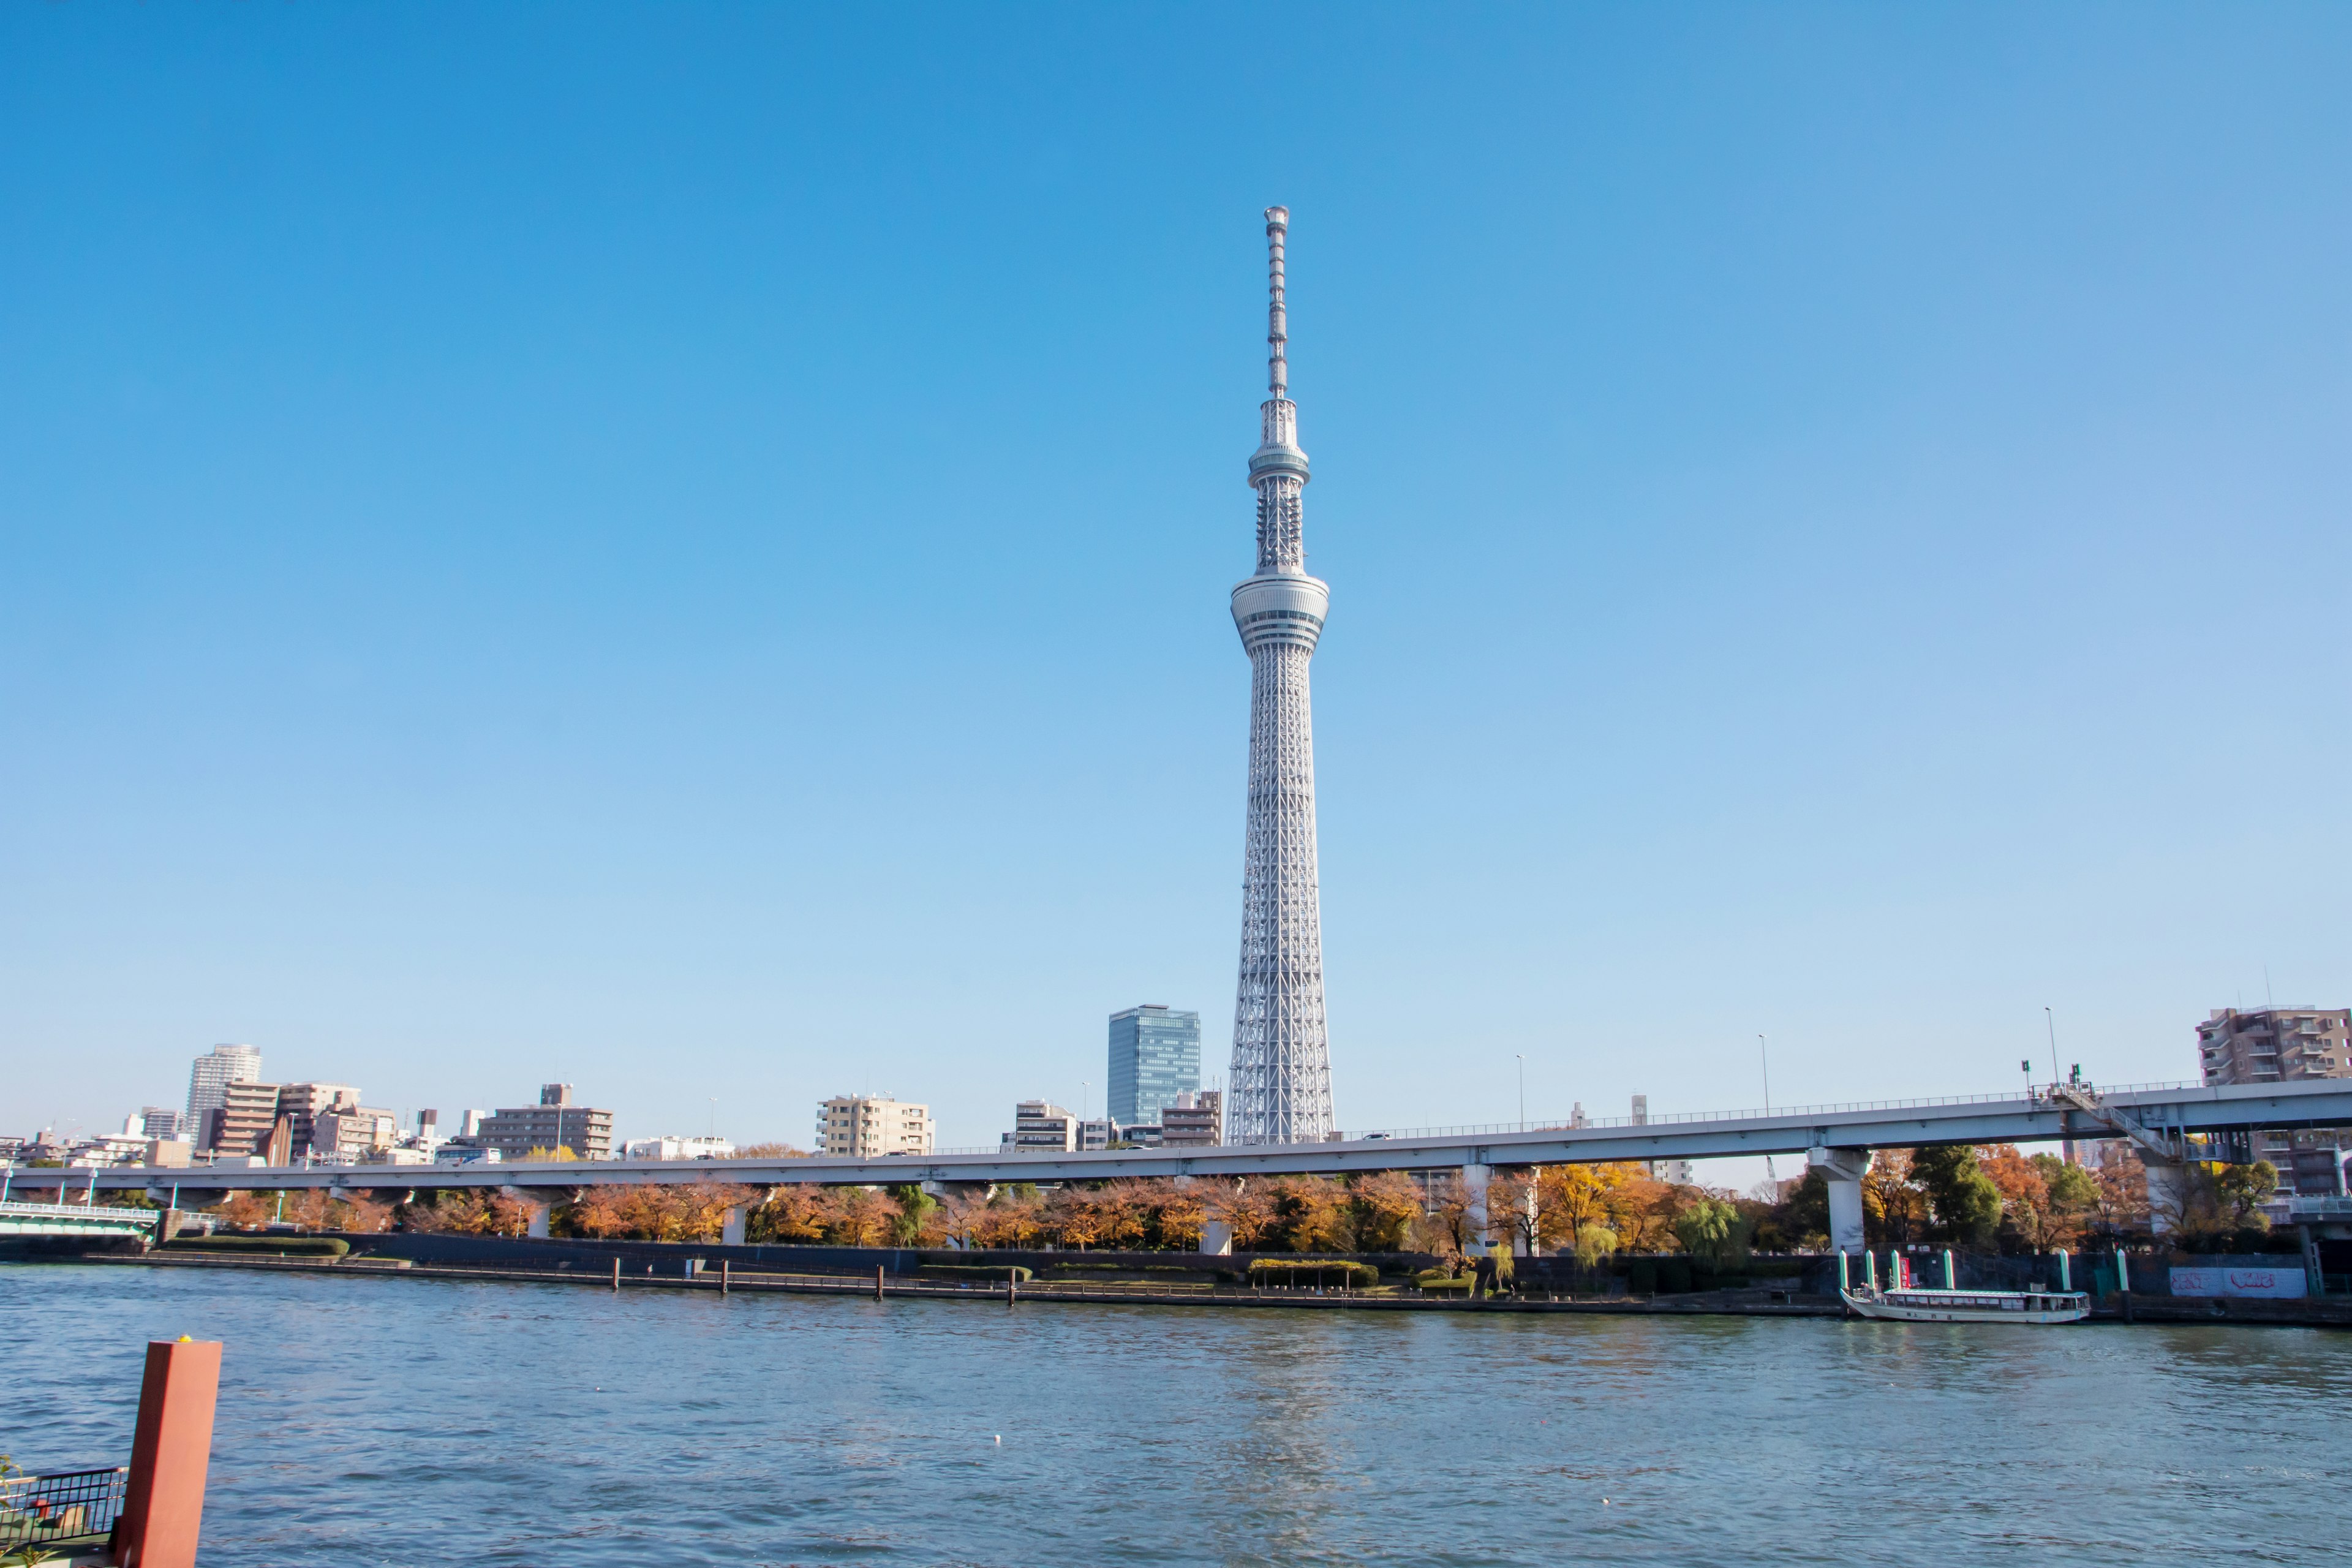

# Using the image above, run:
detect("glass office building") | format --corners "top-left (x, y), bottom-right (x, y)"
top-left (1108, 1005), bottom-right (1202, 1128)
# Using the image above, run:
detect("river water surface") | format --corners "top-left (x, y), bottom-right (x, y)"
top-left (5, 1264), bottom-right (2346, 1566)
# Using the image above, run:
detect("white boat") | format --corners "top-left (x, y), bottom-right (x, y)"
top-left (1841, 1284), bottom-right (2090, 1324)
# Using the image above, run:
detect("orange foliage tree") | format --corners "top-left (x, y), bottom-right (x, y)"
top-left (1348, 1170), bottom-right (1423, 1253)
top-left (1209, 1180), bottom-right (1279, 1251)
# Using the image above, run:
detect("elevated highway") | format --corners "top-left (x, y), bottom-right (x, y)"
top-left (48, 1078), bottom-right (2352, 1215)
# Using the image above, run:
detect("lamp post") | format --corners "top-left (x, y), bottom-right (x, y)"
top-left (1515, 1054), bottom-right (1525, 1131)
top-left (1759, 1034), bottom-right (1775, 1183)
top-left (2044, 1008), bottom-right (2060, 1087)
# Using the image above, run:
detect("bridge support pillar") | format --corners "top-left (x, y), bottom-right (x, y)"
top-left (2143, 1159), bottom-right (2185, 1236)
top-left (722, 1206), bottom-right (747, 1246)
top-left (1809, 1147), bottom-right (1871, 1255)
top-left (1462, 1163), bottom-right (1491, 1257)
top-left (503, 1188), bottom-right (551, 1238)
top-left (1199, 1220), bottom-right (1234, 1256)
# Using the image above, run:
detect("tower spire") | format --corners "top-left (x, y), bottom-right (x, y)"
top-left (1265, 206), bottom-right (1289, 399)
top-left (1227, 204), bottom-right (1334, 1145)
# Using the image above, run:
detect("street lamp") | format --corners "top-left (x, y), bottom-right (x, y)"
top-left (1515, 1055), bottom-right (1525, 1132)
top-left (1759, 1034), bottom-right (1775, 1183)
top-left (2044, 1007), bottom-right (2060, 1087)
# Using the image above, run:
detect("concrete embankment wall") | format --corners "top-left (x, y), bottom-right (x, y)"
top-left (322, 1232), bottom-right (1443, 1278)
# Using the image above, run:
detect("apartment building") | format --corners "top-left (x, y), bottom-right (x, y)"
top-left (185, 1044), bottom-right (262, 1133)
top-left (203, 1080), bottom-right (284, 1157)
top-left (1160, 1090), bottom-right (1223, 1148)
top-left (816, 1096), bottom-right (933, 1158)
top-left (1003, 1100), bottom-right (1077, 1154)
top-left (2196, 1008), bottom-right (2350, 1197)
top-left (313, 1107), bottom-right (399, 1163)
top-left (276, 1083), bottom-right (361, 1159)
top-left (469, 1084), bottom-right (617, 1161)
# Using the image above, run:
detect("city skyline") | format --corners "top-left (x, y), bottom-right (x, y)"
top-left (5, 9), bottom-right (2350, 1153)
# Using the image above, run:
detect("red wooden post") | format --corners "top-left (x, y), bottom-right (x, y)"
top-left (115, 1338), bottom-right (222, 1568)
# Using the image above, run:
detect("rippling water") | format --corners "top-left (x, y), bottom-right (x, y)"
top-left (6, 1264), bottom-right (2348, 1565)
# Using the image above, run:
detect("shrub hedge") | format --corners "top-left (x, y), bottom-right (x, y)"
top-left (165, 1234), bottom-right (350, 1259)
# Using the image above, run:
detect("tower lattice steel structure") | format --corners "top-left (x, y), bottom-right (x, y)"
top-left (1226, 206), bottom-right (1334, 1145)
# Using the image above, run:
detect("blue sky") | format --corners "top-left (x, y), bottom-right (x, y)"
top-left (5, 6), bottom-right (2348, 1155)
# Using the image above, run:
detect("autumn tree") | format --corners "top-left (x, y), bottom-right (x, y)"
top-left (216, 1191), bottom-right (273, 1230)
top-left (1153, 1181), bottom-right (1208, 1250)
top-left (1483, 1170), bottom-right (1540, 1256)
top-left (1210, 1181), bottom-right (1279, 1252)
top-left (1672, 1196), bottom-right (1745, 1266)
top-left (1533, 1164), bottom-right (1631, 1255)
top-left (971, 1186), bottom-right (1044, 1249)
top-left (2089, 1158), bottom-right (2149, 1234)
top-left (735, 1142), bottom-right (810, 1159)
top-left (1268, 1177), bottom-right (1352, 1253)
top-left (1414, 1173), bottom-right (1480, 1264)
top-left (1346, 1171), bottom-right (1422, 1253)
top-left (831, 1187), bottom-right (896, 1247)
top-left (340, 1193), bottom-right (394, 1234)
top-left (750, 1185), bottom-right (839, 1243)
top-left (1605, 1171), bottom-right (1682, 1253)
top-left (1863, 1149), bottom-right (1928, 1245)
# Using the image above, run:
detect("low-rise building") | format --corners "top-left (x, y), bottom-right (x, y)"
top-left (469, 1084), bottom-right (616, 1161)
top-left (1005, 1100), bottom-right (1077, 1153)
top-left (313, 1107), bottom-right (398, 1163)
top-left (816, 1095), bottom-right (934, 1158)
top-left (1160, 1090), bottom-right (1222, 1148)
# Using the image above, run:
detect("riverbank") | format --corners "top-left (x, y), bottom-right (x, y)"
top-left (70, 1249), bottom-right (1848, 1316)
top-left (44, 1248), bottom-right (2352, 1327)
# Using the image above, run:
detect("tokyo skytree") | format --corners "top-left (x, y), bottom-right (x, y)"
top-left (1226, 206), bottom-right (1334, 1145)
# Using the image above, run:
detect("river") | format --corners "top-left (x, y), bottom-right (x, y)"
top-left (5, 1264), bottom-right (2346, 1565)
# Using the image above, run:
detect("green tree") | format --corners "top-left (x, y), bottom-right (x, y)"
top-left (1774, 1170), bottom-right (1831, 1249)
top-left (1910, 1145), bottom-right (2001, 1246)
top-left (888, 1185), bottom-right (937, 1245)
top-left (1672, 1197), bottom-right (1745, 1265)
top-left (2027, 1152), bottom-right (2100, 1247)
top-left (2215, 1161), bottom-right (2277, 1231)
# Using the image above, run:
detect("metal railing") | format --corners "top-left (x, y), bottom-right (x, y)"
top-left (1334, 1080), bottom-right (2207, 1144)
top-left (0, 1199), bottom-right (155, 1220)
top-left (0, 1466), bottom-right (128, 1550)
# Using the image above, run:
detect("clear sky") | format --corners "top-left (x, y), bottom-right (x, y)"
top-left (5, 6), bottom-right (2348, 1156)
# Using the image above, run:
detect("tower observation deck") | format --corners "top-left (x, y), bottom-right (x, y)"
top-left (1226, 206), bottom-right (1335, 1145)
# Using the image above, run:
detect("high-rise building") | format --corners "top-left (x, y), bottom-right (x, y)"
top-left (1003, 1100), bottom-right (1077, 1154)
top-left (1160, 1089), bottom-right (1223, 1148)
top-left (815, 1096), bottom-right (934, 1158)
top-left (2196, 1008), bottom-right (2351, 1196)
top-left (1226, 207), bottom-right (1335, 1145)
top-left (203, 1080), bottom-right (283, 1157)
top-left (1108, 1005), bottom-right (1202, 1128)
top-left (470, 1084), bottom-right (616, 1161)
top-left (185, 1044), bottom-right (262, 1133)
